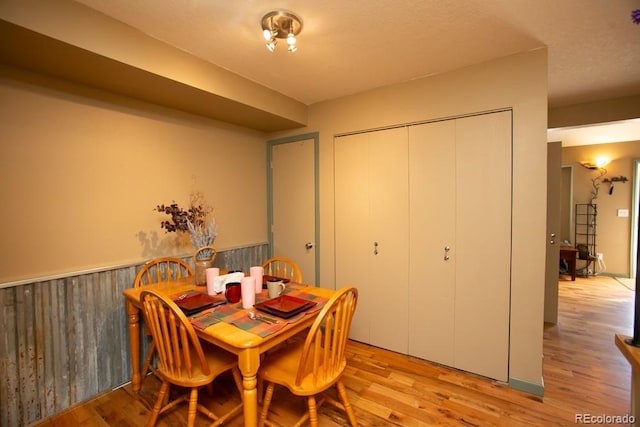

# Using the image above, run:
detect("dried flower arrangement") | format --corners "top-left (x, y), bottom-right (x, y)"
top-left (155, 192), bottom-right (217, 259)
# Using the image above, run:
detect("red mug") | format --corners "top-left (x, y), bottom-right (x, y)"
top-left (225, 282), bottom-right (241, 303)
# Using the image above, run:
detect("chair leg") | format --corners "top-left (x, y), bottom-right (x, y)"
top-left (163, 385), bottom-right (170, 406)
top-left (141, 340), bottom-right (155, 383)
top-left (146, 380), bottom-right (169, 427)
top-left (207, 400), bottom-right (244, 427)
top-left (231, 367), bottom-right (243, 397)
top-left (258, 382), bottom-right (275, 427)
top-left (307, 395), bottom-right (319, 427)
top-left (186, 387), bottom-right (199, 427)
top-left (336, 380), bottom-right (358, 427)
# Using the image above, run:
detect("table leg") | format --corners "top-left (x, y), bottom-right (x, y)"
top-left (238, 349), bottom-right (261, 427)
top-left (126, 300), bottom-right (142, 392)
top-left (569, 256), bottom-right (576, 281)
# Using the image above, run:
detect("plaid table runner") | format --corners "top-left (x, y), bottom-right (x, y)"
top-left (189, 285), bottom-right (329, 338)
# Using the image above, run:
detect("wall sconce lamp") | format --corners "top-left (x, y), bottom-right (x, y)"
top-left (602, 176), bottom-right (628, 195)
top-left (261, 10), bottom-right (303, 53)
top-left (579, 156), bottom-right (610, 170)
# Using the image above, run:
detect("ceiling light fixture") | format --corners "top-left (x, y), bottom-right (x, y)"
top-left (261, 10), bottom-right (303, 53)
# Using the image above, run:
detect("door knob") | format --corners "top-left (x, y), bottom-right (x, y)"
top-left (444, 246), bottom-right (450, 261)
top-left (305, 242), bottom-right (314, 250)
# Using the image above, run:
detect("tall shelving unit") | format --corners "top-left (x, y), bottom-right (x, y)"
top-left (574, 203), bottom-right (597, 275)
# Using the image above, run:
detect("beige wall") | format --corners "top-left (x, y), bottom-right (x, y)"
top-left (562, 140), bottom-right (640, 276)
top-left (0, 66), bottom-right (268, 283)
top-left (271, 48), bottom-right (549, 390)
top-left (0, 2), bottom-right (549, 392)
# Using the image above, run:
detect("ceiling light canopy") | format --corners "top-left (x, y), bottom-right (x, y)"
top-left (261, 10), bottom-right (303, 53)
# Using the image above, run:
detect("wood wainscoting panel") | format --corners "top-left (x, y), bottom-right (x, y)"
top-left (0, 243), bottom-right (268, 427)
top-left (0, 268), bottom-right (136, 427)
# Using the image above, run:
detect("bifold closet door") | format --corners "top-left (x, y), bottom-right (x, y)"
top-left (335, 128), bottom-right (409, 354)
top-left (335, 131), bottom-right (370, 345)
top-left (408, 111), bottom-right (511, 382)
top-left (453, 111), bottom-right (511, 382)
top-left (408, 119), bottom-right (457, 367)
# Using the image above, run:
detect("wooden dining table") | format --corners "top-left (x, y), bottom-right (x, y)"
top-left (122, 276), bottom-right (335, 427)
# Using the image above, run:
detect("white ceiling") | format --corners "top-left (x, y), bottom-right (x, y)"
top-left (73, 0), bottom-right (640, 143)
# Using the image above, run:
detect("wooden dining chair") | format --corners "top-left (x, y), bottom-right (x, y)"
top-left (140, 289), bottom-right (243, 427)
top-left (261, 256), bottom-right (303, 283)
top-left (258, 286), bottom-right (359, 427)
top-left (134, 257), bottom-right (193, 385)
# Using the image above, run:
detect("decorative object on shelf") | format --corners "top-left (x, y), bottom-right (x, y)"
top-left (632, 9), bottom-right (640, 24)
top-left (602, 175), bottom-right (628, 195)
top-left (261, 9), bottom-right (303, 53)
top-left (155, 192), bottom-right (218, 285)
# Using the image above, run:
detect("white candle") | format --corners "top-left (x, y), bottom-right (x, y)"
top-left (205, 268), bottom-right (220, 295)
top-left (241, 277), bottom-right (256, 309)
top-left (250, 266), bottom-right (264, 294)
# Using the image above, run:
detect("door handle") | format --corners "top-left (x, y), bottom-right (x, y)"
top-left (444, 246), bottom-right (450, 261)
top-left (305, 242), bottom-right (314, 250)
top-left (374, 241), bottom-right (379, 255)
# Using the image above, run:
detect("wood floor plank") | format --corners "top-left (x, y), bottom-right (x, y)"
top-left (32, 276), bottom-right (634, 426)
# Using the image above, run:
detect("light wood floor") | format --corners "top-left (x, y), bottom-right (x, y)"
top-left (33, 275), bottom-right (635, 426)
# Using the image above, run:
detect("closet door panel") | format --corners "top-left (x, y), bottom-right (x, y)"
top-left (337, 111), bottom-right (512, 382)
top-left (368, 128), bottom-right (409, 354)
top-left (408, 121), bottom-right (456, 365)
top-left (335, 133), bottom-right (371, 344)
top-left (453, 111), bottom-right (512, 381)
